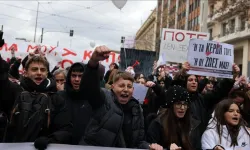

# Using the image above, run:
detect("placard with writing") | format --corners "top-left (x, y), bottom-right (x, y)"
top-left (187, 39), bottom-right (234, 79)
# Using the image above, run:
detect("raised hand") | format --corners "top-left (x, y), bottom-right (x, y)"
top-left (182, 62), bottom-right (190, 71)
top-left (232, 63), bottom-right (240, 74)
top-left (145, 81), bottom-right (156, 88)
top-left (89, 46), bottom-right (111, 67)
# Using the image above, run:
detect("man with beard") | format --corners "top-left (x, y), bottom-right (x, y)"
top-left (58, 63), bottom-right (94, 145)
top-left (79, 46), bottom-right (162, 150)
top-left (0, 55), bottom-right (71, 144)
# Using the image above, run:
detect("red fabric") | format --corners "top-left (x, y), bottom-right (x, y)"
top-left (144, 98), bottom-right (149, 105)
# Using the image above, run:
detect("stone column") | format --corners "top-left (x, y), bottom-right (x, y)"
top-left (242, 40), bottom-right (249, 76)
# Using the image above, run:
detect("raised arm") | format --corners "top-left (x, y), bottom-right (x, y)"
top-left (202, 64), bottom-right (240, 109)
top-left (80, 46), bottom-right (111, 109)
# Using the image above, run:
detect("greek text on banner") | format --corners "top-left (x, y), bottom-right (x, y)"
top-left (187, 39), bottom-right (234, 79)
top-left (159, 28), bottom-right (209, 63)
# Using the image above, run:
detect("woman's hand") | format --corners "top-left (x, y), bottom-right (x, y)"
top-left (170, 143), bottom-right (182, 150)
top-left (149, 143), bottom-right (163, 150)
top-left (182, 62), bottom-right (190, 72)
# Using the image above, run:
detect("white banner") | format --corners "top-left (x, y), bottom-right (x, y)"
top-left (187, 39), bottom-right (234, 79)
top-left (159, 28), bottom-right (209, 63)
top-left (0, 41), bottom-right (120, 74)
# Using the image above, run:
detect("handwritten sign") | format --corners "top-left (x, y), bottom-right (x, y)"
top-left (187, 39), bottom-right (234, 79)
top-left (133, 83), bottom-right (148, 104)
top-left (159, 28), bottom-right (209, 63)
top-left (0, 40), bottom-right (120, 73)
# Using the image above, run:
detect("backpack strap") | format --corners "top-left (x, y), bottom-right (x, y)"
top-left (41, 93), bottom-right (51, 128)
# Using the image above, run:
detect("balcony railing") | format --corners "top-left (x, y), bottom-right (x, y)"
top-left (207, 0), bottom-right (249, 23)
top-left (212, 22), bottom-right (250, 43)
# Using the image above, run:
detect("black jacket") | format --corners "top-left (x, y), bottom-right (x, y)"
top-left (7, 77), bottom-right (72, 143)
top-left (79, 63), bottom-right (149, 149)
top-left (147, 116), bottom-right (200, 149)
top-left (58, 62), bottom-right (93, 145)
top-left (172, 73), bottom-right (235, 149)
top-left (0, 56), bottom-right (23, 142)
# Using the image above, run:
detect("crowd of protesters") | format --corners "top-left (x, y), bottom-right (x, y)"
top-left (0, 45), bottom-right (250, 150)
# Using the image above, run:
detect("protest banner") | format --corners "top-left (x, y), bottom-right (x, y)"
top-left (159, 28), bottom-right (209, 63)
top-left (0, 40), bottom-right (120, 73)
top-left (187, 39), bottom-right (234, 79)
top-left (119, 48), bottom-right (156, 76)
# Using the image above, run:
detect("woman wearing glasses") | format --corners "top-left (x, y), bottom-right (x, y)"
top-left (147, 85), bottom-right (194, 150)
top-left (170, 62), bottom-right (240, 149)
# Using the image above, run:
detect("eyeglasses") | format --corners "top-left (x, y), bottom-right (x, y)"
top-left (174, 102), bottom-right (189, 109)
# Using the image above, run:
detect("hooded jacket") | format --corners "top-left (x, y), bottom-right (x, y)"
top-left (202, 120), bottom-right (250, 150)
top-left (0, 56), bottom-right (71, 143)
top-left (58, 63), bottom-right (93, 145)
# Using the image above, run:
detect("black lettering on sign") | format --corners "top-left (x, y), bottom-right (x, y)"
top-left (193, 44), bottom-right (198, 51)
top-left (199, 44), bottom-right (205, 52)
top-left (216, 44), bottom-right (222, 55)
top-left (206, 43), bottom-right (213, 53)
top-left (199, 59), bottom-right (204, 67)
top-left (206, 43), bottom-right (222, 55)
top-left (224, 48), bottom-right (232, 56)
top-left (219, 61), bottom-right (229, 69)
top-left (205, 57), bottom-right (219, 68)
top-left (194, 58), bottom-right (198, 66)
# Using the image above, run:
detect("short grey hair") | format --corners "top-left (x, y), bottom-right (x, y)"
top-left (53, 68), bottom-right (66, 78)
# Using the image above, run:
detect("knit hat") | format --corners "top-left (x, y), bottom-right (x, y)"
top-left (164, 85), bottom-right (191, 108)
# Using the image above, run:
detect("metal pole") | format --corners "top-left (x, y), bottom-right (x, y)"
top-left (41, 28), bottom-right (44, 43)
top-left (34, 2), bottom-right (39, 43)
top-left (57, 41), bottom-right (59, 47)
top-left (1, 25), bottom-right (3, 31)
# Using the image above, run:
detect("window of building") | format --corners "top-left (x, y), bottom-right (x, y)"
top-left (222, 23), bottom-right (227, 36)
top-left (241, 17), bottom-right (246, 31)
top-left (182, 11), bottom-right (185, 17)
top-left (209, 28), bottom-right (213, 40)
top-left (229, 19), bottom-right (235, 33)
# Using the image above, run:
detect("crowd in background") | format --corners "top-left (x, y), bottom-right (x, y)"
top-left (0, 45), bottom-right (250, 150)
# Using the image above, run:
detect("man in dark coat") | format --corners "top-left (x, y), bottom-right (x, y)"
top-left (0, 55), bottom-right (22, 142)
top-left (58, 62), bottom-right (93, 145)
top-left (79, 46), bottom-right (162, 150)
top-left (0, 55), bottom-right (72, 143)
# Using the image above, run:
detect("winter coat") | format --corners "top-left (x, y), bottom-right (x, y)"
top-left (0, 57), bottom-right (23, 142)
top-left (4, 77), bottom-right (72, 143)
top-left (79, 64), bottom-right (149, 149)
top-left (58, 62), bottom-right (93, 145)
top-left (171, 72), bottom-right (235, 149)
top-left (147, 115), bottom-right (200, 149)
top-left (202, 120), bottom-right (250, 150)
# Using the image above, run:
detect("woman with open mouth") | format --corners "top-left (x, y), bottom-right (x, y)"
top-left (147, 85), bottom-right (194, 150)
top-left (202, 99), bottom-right (250, 150)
